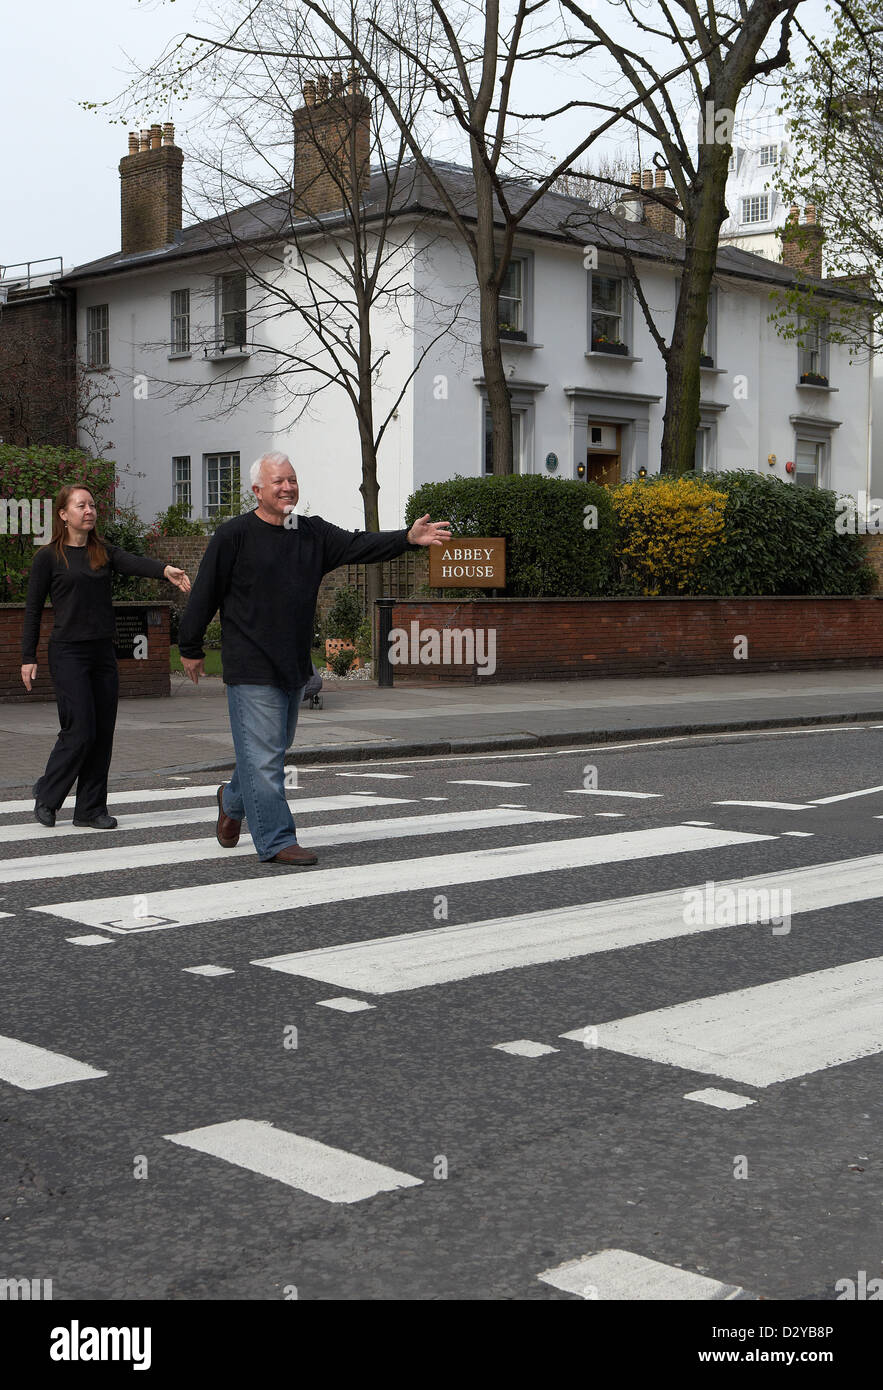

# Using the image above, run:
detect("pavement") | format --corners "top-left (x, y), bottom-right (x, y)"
top-left (1, 664), bottom-right (883, 787)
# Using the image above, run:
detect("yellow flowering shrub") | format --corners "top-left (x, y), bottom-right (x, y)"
top-left (612, 476), bottom-right (727, 595)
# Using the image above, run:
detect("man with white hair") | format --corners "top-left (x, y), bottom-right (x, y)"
top-left (177, 452), bottom-right (450, 865)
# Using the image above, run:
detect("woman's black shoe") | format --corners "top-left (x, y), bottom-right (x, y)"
top-left (72, 813), bottom-right (118, 830)
top-left (34, 801), bottom-right (56, 828)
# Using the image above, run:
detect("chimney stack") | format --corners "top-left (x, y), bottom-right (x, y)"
top-left (120, 125), bottom-right (184, 254)
top-left (292, 70), bottom-right (371, 216)
top-left (779, 203), bottom-right (823, 278)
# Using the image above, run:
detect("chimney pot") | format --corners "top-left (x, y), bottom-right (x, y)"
top-left (128, 132), bottom-right (139, 155)
top-left (303, 79), bottom-right (316, 107)
top-left (805, 203), bottom-right (816, 225)
top-left (139, 129), bottom-right (151, 152)
top-left (789, 202), bottom-right (800, 222)
top-left (655, 169), bottom-right (666, 187)
top-left (162, 122), bottom-right (175, 146)
top-left (630, 171), bottom-right (641, 186)
top-left (642, 169), bottom-right (653, 189)
top-left (317, 74), bottom-right (330, 101)
top-left (331, 70), bottom-right (343, 96)
top-left (150, 124), bottom-right (162, 150)
top-left (347, 65), bottom-right (360, 95)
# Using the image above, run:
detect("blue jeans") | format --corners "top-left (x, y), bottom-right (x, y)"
top-left (223, 683), bottom-right (306, 860)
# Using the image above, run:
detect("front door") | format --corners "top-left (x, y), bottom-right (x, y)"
top-left (586, 422), bottom-right (621, 485)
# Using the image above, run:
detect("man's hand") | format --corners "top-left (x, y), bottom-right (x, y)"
top-left (21, 663), bottom-right (37, 692)
top-left (164, 565), bottom-right (192, 594)
top-left (407, 514), bottom-right (452, 546)
top-left (180, 656), bottom-right (205, 684)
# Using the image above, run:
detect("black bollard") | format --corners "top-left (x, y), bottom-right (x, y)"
top-left (375, 597), bottom-right (395, 688)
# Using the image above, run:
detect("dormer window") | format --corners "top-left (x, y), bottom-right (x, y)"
top-left (741, 194), bottom-right (770, 224)
top-left (759, 144), bottom-right (779, 167)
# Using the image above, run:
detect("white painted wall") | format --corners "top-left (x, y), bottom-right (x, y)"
top-left (75, 208), bottom-right (871, 530)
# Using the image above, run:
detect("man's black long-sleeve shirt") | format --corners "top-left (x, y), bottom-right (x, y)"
top-left (21, 543), bottom-right (168, 662)
top-left (177, 511), bottom-right (418, 689)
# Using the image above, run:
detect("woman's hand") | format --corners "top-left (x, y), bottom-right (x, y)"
top-left (164, 566), bottom-right (192, 594)
top-left (21, 664), bottom-right (37, 692)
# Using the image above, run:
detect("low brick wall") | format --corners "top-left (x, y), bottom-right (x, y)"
top-left (386, 596), bottom-right (883, 682)
top-left (0, 602), bottom-right (170, 701)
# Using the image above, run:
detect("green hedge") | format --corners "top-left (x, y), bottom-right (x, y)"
top-left (405, 474), bottom-right (616, 597)
top-left (405, 471), bottom-right (875, 598)
top-left (693, 471), bottom-right (875, 596)
top-left (0, 447), bottom-right (116, 601)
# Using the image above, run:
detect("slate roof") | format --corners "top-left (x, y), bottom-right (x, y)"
top-left (59, 157), bottom-right (866, 303)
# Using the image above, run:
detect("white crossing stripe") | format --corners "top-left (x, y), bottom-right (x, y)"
top-left (567, 789), bottom-right (661, 799)
top-left (254, 843), bottom-right (883, 996)
top-left (0, 795), bottom-right (411, 845)
top-left (335, 772), bottom-right (412, 780)
top-left (447, 780), bottom-right (530, 787)
top-left (714, 800), bottom-right (814, 811)
top-left (0, 1034), bottom-right (107, 1089)
top-left (66, 935), bottom-right (114, 947)
top-left (183, 965), bottom-right (234, 977)
top-left (537, 1249), bottom-right (744, 1300)
top-left (163, 1119), bottom-right (423, 1202)
top-left (493, 1040), bottom-right (559, 1057)
top-left (685, 1088), bottom-right (756, 1110)
top-left (0, 808), bottom-right (577, 883)
top-left (559, 956), bottom-right (883, 1087)
top-left (31, 825), bottom-right (772, 934)
top-left (316, 998), bottom-right (375, 1012)
top-left (0, 782), bottom-right (234, 814)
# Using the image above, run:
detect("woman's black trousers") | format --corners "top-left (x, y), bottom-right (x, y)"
top-left (35, 638), bottom-right (119, 818)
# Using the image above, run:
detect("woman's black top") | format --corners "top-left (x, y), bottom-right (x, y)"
top-left (21, 543), bottom-right (168, 662)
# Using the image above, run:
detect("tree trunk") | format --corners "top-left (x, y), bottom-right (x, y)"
top-left (472, 149), bottom-right (514, 475)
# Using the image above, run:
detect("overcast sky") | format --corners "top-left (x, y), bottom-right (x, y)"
top-left (3, 0), bottom-right (830, 273)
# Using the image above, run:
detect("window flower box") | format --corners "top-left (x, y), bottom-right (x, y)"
top-left (700, 354), bottom-right (714, 368)
top-left (592, 338), bottom-right (629, 356)
top-left (799, 371), bottom-right (829, 386)
top-left (499, 327), bottom-right (528, 342)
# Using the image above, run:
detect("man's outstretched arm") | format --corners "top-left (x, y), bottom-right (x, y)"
top-left (318, 514), bottom-right (451, 572)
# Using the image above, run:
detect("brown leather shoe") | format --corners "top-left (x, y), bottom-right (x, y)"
top-left (266, 843), bottom-right (319, 866)
top-left (216, 784), bottom-right (241, 848)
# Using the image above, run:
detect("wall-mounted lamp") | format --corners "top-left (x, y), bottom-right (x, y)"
top-left (576, 462), bottom-right (586, 480)
top-left (637, 465), bottom-right (647, 479)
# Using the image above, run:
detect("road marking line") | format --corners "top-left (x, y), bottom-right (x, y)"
top-left (66, 934), bottom-right (114, 947)
top-left (251, 850), bottom-right (883, 995)
top-left (0, 795), bottom-right (412, 845)
top-left (566, 789), bottom-right (661, 799)
top-left (183, 965), bottom-right (234, 976)
top-left (0, 808), bottom-right (576, 884)
top-left (163, 1119), bottom-right (423, 1202)
top-left (0, 1035), bottom-right (107, 1089)
top-left (811, 785), bottom-right (883, 804)
top-left (537, 1249), bottom-right (745, 1300)
top-left (448, 780), bottom-right (531, 788)
top-left (684, 1088), bottom-right (757, 1110)
top-left (316, 997), bottom-right (375, 1012)
top-left (559, 956), bottom-right (883, 1087)
top-left (33, 824), bottom-right (771, 936)
top-left (335, 773), bottom-right (413, 780)
top-left (714, 800), bottom-right (814, 811)
top-left (493, 1040), bottom-right (559, 1057)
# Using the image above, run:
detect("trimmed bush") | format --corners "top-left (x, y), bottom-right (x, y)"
top-left (405, 474), bottom-right (616, 597)
top-left (613, 475), bottom-right (728, 596)
top-left (693, 471), bottom-right (875, 596)
top-left (324, 584), bottom-right (364, 642)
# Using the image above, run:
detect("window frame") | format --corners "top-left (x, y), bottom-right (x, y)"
top-left (497, 251), bottom-right (534, 340)
top-left (86, 304), bottom-right (109, 369)
top-left (172, 456), bottom-right (192, 514)
top-left (216, 271), bottom-right (248, 349)
top-left (759, 144), bottom-right (779, 167)
top-left (204, 451), bottom-right (241, 517)
top-left (741, 194), bottom-right (770, 224)
top-left (797, 315), bottom-right (830, 383)
top-left (170, 289), bottom-right (191, 355)
top-left (587, 269), bottom-right (633, 354)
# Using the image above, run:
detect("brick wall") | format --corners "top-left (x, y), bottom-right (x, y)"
top-left (0, 287), bottom-right (76, 447)
top-left (0, 603), bottom-right (170, 701)
top-left (292, 81), bottom-right (370, 216)
top-left (119, 127), bottom-right (183, 255)
top-left (387, 596), bottom-right (883, 682)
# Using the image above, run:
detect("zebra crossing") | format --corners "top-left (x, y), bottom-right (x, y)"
top-left (1, 770), bottom-right (881, 1297)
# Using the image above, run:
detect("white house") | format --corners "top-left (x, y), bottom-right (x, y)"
top-left (57, 97), bottom-right (872, 531)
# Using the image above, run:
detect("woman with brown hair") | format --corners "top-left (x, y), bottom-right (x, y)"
top-left (20, 484), bottom-right (191, 829)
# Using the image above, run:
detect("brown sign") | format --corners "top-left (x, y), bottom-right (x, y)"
top-left (430, 537), bottom-right (506, 588)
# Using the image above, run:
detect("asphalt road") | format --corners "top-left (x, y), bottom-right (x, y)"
top-left (1, 722), bottom-right (882, 1313)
